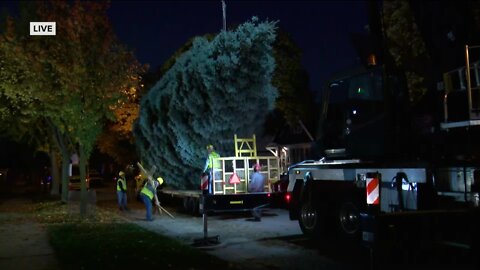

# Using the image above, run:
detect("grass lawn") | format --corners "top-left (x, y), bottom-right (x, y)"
top-left (48, 222), bottom-right (230, 270)
top-left (33, 201), bottom-right (234, 270)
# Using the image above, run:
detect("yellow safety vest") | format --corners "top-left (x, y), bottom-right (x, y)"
top-left (208, 151), bottom-right (221, 170)
top-left (117, 178), bottom-right (127, 191)
top-left (141, 183), bottom-right (154, 200)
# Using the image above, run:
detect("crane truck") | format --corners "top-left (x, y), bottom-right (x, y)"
top-left (286, 46), bottom-right (480, 265)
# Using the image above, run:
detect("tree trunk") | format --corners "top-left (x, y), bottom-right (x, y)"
top-left (61, 149), bottom-right (69, 203)
top-left (50, 149), bottom-right (60, 196)
top-left (47, 120), bottom-right (70, 203)
top-left (79, 144), bottom-right (88, 217)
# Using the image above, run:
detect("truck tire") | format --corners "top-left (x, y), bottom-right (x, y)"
top-left (336, 200), bottom-right (361, 241)
top-left (299, 200), bottom-right (327, 238)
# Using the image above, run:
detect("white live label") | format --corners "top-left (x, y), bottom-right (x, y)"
top-left (30, 22), bottom-right (56, 36)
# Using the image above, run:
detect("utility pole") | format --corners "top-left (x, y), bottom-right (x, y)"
top-left (222, 0), bottom-right (226, 31)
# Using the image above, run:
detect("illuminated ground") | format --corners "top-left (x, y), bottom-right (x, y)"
top-left (0, 198), bottom-right (60, 270)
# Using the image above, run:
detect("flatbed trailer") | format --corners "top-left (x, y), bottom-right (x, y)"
top-left (159, 155), bottom-right (281, 215)
top-left (160, 188), bottom-right (271, 215)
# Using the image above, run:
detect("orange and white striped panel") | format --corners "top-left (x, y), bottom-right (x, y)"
top-left (200, 175), bottom-right (209, 190)
top-left (366, 176), bottom-right (379, 205)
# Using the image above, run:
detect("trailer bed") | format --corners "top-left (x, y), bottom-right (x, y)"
top-left (159, 188), bottom-right (272, 214)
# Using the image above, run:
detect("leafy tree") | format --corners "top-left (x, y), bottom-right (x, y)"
top-left (37, 0), bottom-right (143, 215)
top-left (269, 28), bottom-right (316, 133)
top-left (382, 0), bottom-right (430, 104)
top-left (0, 0), bottom-right (143, 215)
top-left (0, 12), bottom-right (61, 191)
top-left (134, 17), bottom-right (277, 189)
top-left (96, 83), bottom-right (143, 166)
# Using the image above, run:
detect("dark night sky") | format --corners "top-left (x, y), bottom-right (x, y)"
top-left (1, 0), bottom-right (368, 95)
top-left (107, 0), bottom-right (368, 94)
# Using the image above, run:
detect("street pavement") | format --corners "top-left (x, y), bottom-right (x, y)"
top-left (0, 183), bottom-right (361, 270)
top-left (0, 198), bottom-right (60, 270)
top-left (114, 198), bottom-right (357, 270)
top-left (1, 181), bottom-right (478, 270)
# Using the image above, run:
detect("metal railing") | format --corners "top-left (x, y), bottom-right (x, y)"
top-left (441, 45), bottom-right (480, 127)
top-left (211, 156), bottom-right (280, 195)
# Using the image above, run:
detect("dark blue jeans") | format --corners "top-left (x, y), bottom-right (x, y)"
top-left (207, 169), bottom-right (221, 194)
top-left (141, 193), bottom-right (153, 221)
top-left (117, 191), bottom-right (127, 209)
top-left (251, 203), bottom-right (269, 220)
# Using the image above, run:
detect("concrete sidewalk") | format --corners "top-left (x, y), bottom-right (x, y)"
top-left (0, 198), bottom-right (60, 270)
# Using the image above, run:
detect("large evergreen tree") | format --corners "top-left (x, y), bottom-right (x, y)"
top-left (134, 17), bottom-right (277, 189)
top-left (145, 28), bottom-right (315, 136)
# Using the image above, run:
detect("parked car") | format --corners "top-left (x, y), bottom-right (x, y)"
top-left (68, 165), bottom-right (90, 190)
top-left (88, 169), bottom-right (104, 187)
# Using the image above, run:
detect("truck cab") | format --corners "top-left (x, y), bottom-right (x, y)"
top-left (320, 65), bottom-right (392, 159)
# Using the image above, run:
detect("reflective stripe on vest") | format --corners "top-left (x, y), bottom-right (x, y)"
top-left (117, 178), bottom-right (127, 191)
top-left (208, 152), bottom-right (221, 169)
top-left (141, 184), bottom-right (154, 200)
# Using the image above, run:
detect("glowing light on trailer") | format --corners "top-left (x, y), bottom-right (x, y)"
top-left (285, 193), bottom-right (291, 203)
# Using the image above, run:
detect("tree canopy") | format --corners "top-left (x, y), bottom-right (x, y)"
top-left (134, 17), bottom-right (277, 189)
top-left (142, 27), bottom-right (316, 139)
top-left (383, 0), bottom-right (429, 104)
top-left (0, 0), bottom-right (143, 213)
top-left (96, 83), bottom-right (143, 166)
top-left (269, 28), bottom-right (316, 133)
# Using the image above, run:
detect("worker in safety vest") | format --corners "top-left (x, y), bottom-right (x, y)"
top-left (203, 144), bottom-right (221, 194)
top-left (117, 171), bottom-right (128, 211)
top-left (140, 176), bottom-right (163, 221)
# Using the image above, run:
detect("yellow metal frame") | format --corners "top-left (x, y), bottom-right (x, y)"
top-left (209, 134), bottom-right (279, 194)
top-left (234, 134), bottom-right (257, 157)
top-left (212, 156), bottom-right (280, 195)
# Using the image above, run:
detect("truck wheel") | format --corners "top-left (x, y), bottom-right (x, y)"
top-left (299, 200), bottom-right (326, 237)
top-left (337, 201), bottom-right (360, 241)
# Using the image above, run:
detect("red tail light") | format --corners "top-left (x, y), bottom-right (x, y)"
top-left (267, 193), bottom-right (271, 197)
top-left (285, 193), bottom-right (291, 203)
